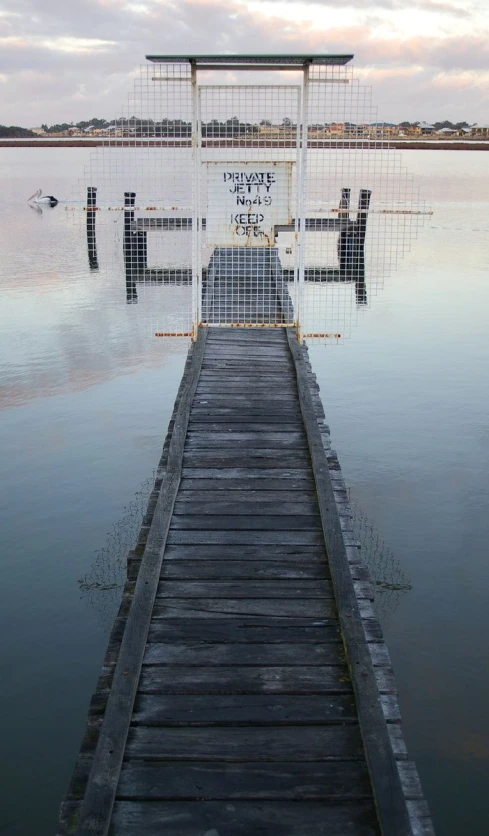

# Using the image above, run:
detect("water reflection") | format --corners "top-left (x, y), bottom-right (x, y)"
top-left (28, 202), bottom-right (44, 217)
top-left (97, 183), bottom-right (377, 335)
top-left (86, 186), bottom-right (99, 270)
top-left (78, 475), bottom-right (154, 632)
top-left (76, 474), bottom-right (410, 633)
top-left (350, 495), bottom-right (412, 626)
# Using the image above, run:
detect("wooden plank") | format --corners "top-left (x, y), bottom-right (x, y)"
top-left (132, 693), bottom-right (356, 726)
top-left (172, 499), bottom-right (319, 515)
top-left (73, 331), bottom-right (208, 836)
top-left (201, 358), bottom-right (293, 366)
top-left (151, 598), bottom-right (336, 618)
top-left (181, 467), bottom-right (314, 480)
top-left (203, 342), bottom-right (290, 351)
top-left (195, 383), bottom-right (295, 393)
top-left (287, 328), bottom-right (413, 835)
top-left (188, 422), bottom-right (304, 432)
top-left (169, 515), bottom-right (322, 531)
top-left (196, 383), bottom-right (297, 391)
top-left (206, 340), bottom-right (289, 349)
top-left (159, 560), bottom-right (329, 580)
top-left (155, 580), bottom-right (333, 598)
top-left (198, 371), bottom-right (294, 380)
top-left (397, 762), bottom-right (424, 800)
top-left (202, 355), bottom-right (291, 363)
top-left (166, 531), bottom-right (325, 546)
top-left (162, 543), bottom-right (326, 560)
top-left (125, 725), bottom-right (361, 759)
top-left (64, 799), bottom-right (380, 836)
top-left (175, 489), bottom-right (317, 503)
top-left (182, 452), bottom-right (310, 467)
top-left (142, 642), bottom-right (342, 666)
top-left (179, 476), bottom-right (316, 490)
top-left (200, 367), bottom-right (294, 375)
top-left (189, 409), bottom-right (302, 419)
top-left (185, 432), bottom-right (308, 448)
top-left (136, 664), bottom-right (349, 695)
top-left (116, 760), bottom-right (371, 799)
top-left (193, 395), bottom-right (298, 405)
top-left (147, 618), bottom-right (342, 644)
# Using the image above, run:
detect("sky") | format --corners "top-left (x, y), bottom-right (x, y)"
top-left (0, 0), bottom-right (488, 126)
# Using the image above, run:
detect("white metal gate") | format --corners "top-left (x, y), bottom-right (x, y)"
top-left (84, 55), bottom-right (424, 343)
top-left (195, 84), bottom-right (301, 328)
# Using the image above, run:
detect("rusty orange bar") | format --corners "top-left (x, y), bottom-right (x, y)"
top-left (155, 332), bottom-right (193, 337)
top-left (303, 333), bottom-right (341, 338)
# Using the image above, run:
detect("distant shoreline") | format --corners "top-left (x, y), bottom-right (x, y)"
top-left (1, 138), bottom-right (489, 151)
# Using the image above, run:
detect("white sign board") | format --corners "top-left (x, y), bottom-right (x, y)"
top-left (205, 162), bottom-right (293, 247)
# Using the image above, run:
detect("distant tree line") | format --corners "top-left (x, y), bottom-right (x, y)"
top-left (0, 125), bottom-right (36, 138)
top-left (40, 117), bottom-right (111, 133)
top-left (399, 120), bottom-right (470, 130)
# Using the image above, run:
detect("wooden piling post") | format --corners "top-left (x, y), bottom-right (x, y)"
top-left (86, 186), bottom-right (99, 270)
top-left (338, 188), bottom-right (353, 279)
top-left (353, 189), bottom-right (371, 304)
top-left (124, 192), bottom-right (138, 303)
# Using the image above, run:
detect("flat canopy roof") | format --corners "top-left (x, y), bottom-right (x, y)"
top-left (146, 54), bottom-right (353, 68)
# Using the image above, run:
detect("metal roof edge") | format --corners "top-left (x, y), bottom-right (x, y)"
top-left (145, 54), bottom-right (354, 66)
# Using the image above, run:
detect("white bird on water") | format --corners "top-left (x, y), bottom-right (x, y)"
top-left (27, 189), bottom-right (58, 206)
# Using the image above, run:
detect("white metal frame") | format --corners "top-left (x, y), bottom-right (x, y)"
top-left (83, 54), bottom-right (424, 343)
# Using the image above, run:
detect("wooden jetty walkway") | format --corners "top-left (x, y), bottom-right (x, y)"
top-left (58, 326), bottom-right (434, 835)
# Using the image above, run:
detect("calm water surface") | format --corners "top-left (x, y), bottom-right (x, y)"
top-left (1, 148), bottom-right (488, 835)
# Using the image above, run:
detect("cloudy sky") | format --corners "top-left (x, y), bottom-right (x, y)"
top-left (1, 0), bottom-right (488, 127)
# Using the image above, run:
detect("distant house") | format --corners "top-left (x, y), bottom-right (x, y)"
top-left (437, 127), bottom-right (457, 136)
top-left (417, 121), bottom-right (435, 134)
top-left (30, 127), bottom-right (47, 136)
top-left (367, 122), bottom-right (399, 138)
top-left (470, 124), bottom-right (489, 137)
top-left (327, 122), bottom-right (345, 136)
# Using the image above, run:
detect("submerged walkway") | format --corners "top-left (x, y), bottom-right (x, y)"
top-left (59, 327), bottom-right (433, 836)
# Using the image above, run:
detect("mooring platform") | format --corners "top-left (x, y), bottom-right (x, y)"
top-left (58, 326), bottom-right (434, 836)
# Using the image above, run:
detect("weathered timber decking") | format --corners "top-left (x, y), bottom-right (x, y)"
top-left (58, 326), bottom-right (434, 836)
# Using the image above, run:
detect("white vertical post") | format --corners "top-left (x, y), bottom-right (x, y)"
top-left (293, 80), bottom-right (302, 326)
top-left (191, 61), bottom-right (202, 339)
top-left (296, 62), bottom-right (310, 342)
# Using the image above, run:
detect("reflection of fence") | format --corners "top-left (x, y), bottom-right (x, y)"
top-left (78, 476), bottom-right (154, 633)
top-left (85, 184), bottom-right (373, 327)
top-left (77, 475), bottom-right (412, 634)
top-left (350, 496), bottom-right (412, 626)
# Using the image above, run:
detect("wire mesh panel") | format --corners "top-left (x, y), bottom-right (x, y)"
top-left (299, 63), bottom-right (424, 343)
top-left (199, 85), bottom-right (301, 327)
top-left (76, 56), bottom-right (425, 343)
top-left (83, 62), bottom-right (195, 337)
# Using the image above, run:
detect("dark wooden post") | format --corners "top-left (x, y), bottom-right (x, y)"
top-left (86, 186), bottom-right (99, 270)
top-left (124, 192), bottom-right (138, 303)
top-left (353, 189), bottom-right (371, 304)
top-left (337, 188), bottom-right (353, 279)
top-left (356, 188), bottom-right (371, 245)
